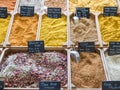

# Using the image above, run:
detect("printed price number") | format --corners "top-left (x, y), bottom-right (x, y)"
top-left (103, 7), bottom-right (117, 16)
top-left (20, 6), bottom-right (34, 16)
top-left (78, 42), bottom-right (95, 52)
top-left (47, 7), bottom-right (61, 18)
top-left (102, 81), bottom-right (120, 90)
top-left (108, 42), bottom-right (120, 55)
top-left (0, 7), bottom-right (7, 18)
top-left (76, 7), bottom-right (90, 18)
top-left (28, 41), bottom-right (45, 53)
top-left (39, 81), bottom-right (60, 90)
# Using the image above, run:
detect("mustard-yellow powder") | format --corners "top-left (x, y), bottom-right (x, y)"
top-left (70, 0), bottom-right (117, 12)
top-left (40, 15), bottom-right (67, 46)
top-left (99, 14), bottom-right (120, 43)
top-left (0, 15), bottom-right (11, 44)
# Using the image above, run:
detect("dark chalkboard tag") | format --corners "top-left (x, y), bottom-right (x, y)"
top-left (108, 42), bottom-right (120, 55)
top-left (76, 7), bottom-right (90, 18)
top-left (78, 42), bottom-right (95, 52)
top-left (39, 81), bottom-right (60, 90)
top-left (0, 7), bottom-right (7, 18)
top-left (47, 7), bottom-right (61, 18)
top-left (102, 81), bottom-right (120, 90)
top-left (0, 81), bottom-right (4, 90)
top-left (20, 6), bottom-right (34, 17)
top-left (103, 7), bottom-right (117, 16)
top-left (28, 41), bottom-right (45, 53)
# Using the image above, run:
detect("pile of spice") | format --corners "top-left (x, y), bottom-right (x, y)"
top-left (71, 52), bottom-right (106, 88)
top-left (0, 51), bottom-right (67, 88)
top-left (70, 15), bottom-right (98, 43)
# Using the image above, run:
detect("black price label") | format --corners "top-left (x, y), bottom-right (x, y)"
top-left (76, 7), bottom-right (90, 18)
top-left (40, 81), bottom-right (60, 90)
top-left (108, 42), bottom-right (120, 55)
top-left (103, 7), bottom-right (117, 16)
top-left (0, 7), bottom-right (7, 18)
top-left (20, 6), bottom-right (34, 17)
top-left (47, 8), bottom-right (61, 18)
top-left (0, 81), bottom-right (4, 90)
top-left (102, 81), bottom-right (120, 90)
top-left (28, 41), bottom-right (45, 53)
top-left (78, 42), bottom-right (95, 52)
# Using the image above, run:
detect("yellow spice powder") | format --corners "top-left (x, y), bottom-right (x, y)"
top-left (70, 0), bottom-right (117, 12)
top-left (0, 15), bottom-right (11, 44)
top-left (99, 14), bottom-right (120, 43)
top-left (40, 15), bottom-right (67, 46)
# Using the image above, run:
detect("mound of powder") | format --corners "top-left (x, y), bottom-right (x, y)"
top-left (71, 52), bottom-right (106, 88)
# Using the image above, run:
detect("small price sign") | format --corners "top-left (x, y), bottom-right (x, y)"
top-left (0, 81), bottom-right (4, 90)
top-left (28, 41), bottom-right (45, 53)
top-left (0, 7), bottom-right (7, 18)
top-left (76, 7), bottom-right (90, 18)
top-left (39, 81), bottom-right (60, 90)
top-left (78, 42), bottom-right (95, 52)
top-left (20, 6), bottom-right (34, 16)
top-left (102, 81), bottom-right (120, 90)
top-left (47, 8), bottom-right (61, 18)
top-left (103, 7), bottom-right (117, 16)
top-left (108, 42), bottom-right (120, 55)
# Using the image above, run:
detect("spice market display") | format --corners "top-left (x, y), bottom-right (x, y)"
top-left (0, 0), bottom-right (120, 89)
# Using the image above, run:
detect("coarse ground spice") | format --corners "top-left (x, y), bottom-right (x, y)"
top-left (70, 14), bottom-right (98, 43)
top-left (71, 52), bottom-right (106, 88)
